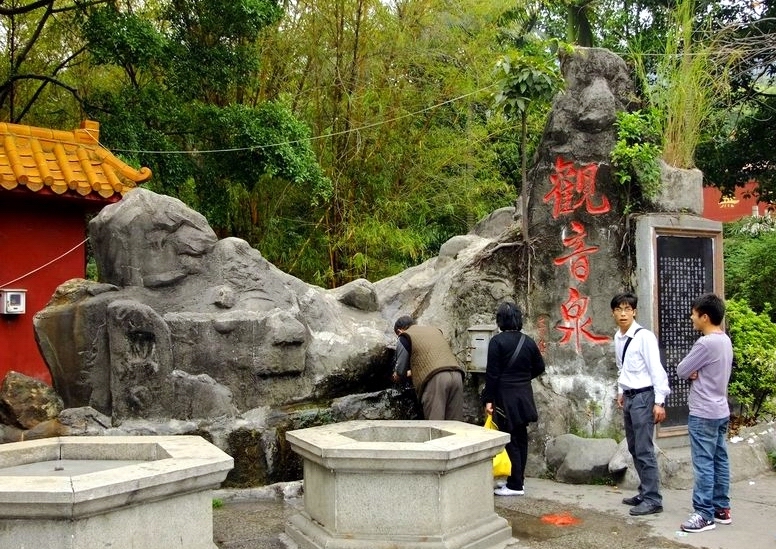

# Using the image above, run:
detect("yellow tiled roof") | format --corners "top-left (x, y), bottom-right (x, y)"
top-left (0, 120), bottom-right (151, 199)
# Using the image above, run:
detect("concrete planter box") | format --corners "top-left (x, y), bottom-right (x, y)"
top-left (285, 420), bottom-right (513, 549)
top-left (655, 161), bottom-right (703, 214)
top-left (0, 436), bottom-right (233, 549)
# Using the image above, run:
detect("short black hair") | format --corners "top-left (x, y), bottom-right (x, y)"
top-left (393, 315), bottom-right (416, 332)
top-left (496, 302), bottom-right (523, 331)
top-left (611, 292), bottom-right (638, 310)
top-left (692, 293), bottom-right (725, 326)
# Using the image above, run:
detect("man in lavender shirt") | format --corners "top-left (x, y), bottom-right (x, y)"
top-left (676, 293), bottom-right (734, 533)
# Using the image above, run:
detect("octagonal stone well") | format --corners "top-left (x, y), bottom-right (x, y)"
top-left (285, 420), bottom-right (513, 549)
top-left (0, 436), bottom-right (233, 549)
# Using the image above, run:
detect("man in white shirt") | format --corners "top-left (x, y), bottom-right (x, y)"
top-left (611, 292), bottom-right (671, 516)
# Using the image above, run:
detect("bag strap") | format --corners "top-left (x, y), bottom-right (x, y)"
top-left (488, 334), bottom-right (526, 420)
top-left (620, 327), bottom-right (643, 364)
top-left (505, 334), bottom-right (526, 371)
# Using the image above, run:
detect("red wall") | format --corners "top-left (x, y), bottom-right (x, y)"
top-left (0, 195), bottom-right (88, 385)
top-left (702, 182), bottom-right (773, 223)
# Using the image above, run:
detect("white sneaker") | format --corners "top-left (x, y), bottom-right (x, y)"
top-left (680, 512), bottom-right (716, 533)
top-left (494, 486), bottom-right (524, 496)
top-left (495, 480), bottom-right (507, 488)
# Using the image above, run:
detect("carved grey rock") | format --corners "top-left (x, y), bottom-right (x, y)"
top-left (470, 206), bottom-right (516, 239)
top-left (171, 370), bottom-right (238, 419)
top-left (577, 77), bottom-right (618, 132)
top-left (107, 300), bottom-right (173, 420)
top-left (32, 188), bottom-right (393, 421)
top-left (538, 47), bottom-right (635, 159)
top-left (332, 278), bottom-right (379, 312)
top-left (608, 438), bottom-right (630, 474)
top-left (90, 190), bottom-right (218, 288)
top-left (547, 433), bottom-right (618, 484)
top-left (58, 406), bottom-right (112, 434)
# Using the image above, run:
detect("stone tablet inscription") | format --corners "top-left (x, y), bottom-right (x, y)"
top-left (656, 235), bottom-right (714, 428)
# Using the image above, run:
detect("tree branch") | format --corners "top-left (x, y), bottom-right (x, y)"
top-left (0, 0), bottom-right (53, 17)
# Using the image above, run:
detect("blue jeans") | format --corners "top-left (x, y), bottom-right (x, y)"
top-left (688, 415), bottom-right (730, 520)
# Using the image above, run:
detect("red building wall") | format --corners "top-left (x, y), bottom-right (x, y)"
top-left (0, 195), bottom-right (88, 384)
top-left (702, 182), bottom-right (773, 223)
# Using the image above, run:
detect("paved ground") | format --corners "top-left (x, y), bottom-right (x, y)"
top-left (212, 471), bottom-right (776, 549)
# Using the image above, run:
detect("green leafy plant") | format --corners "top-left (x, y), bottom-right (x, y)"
top-left (567, 399), bottom-right (623, 442)
top-left (212, 498), bottom-right (224, 509)
top-left (725, 299), bottom-right (776, 421)
top-left (585, 399), bottom-right (601, 434)
top-left (728, 215), bottom-right (776, 238)
top-left (631, 0), bottom-right (729, 170)
top-left (493, 45), bottom-right (565, 240)
top-left (610, 109), bottom-right (663, 213)
top-left (724, 229), bottom-right (776, 322)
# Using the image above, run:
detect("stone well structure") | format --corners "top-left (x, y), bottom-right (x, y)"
top-left (0, 435), bottom-right (233, 549)
top-left (285, 420), bottom-right (513, 549)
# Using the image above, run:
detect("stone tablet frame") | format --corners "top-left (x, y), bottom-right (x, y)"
top-left (635, 214), bottom-right (724, 438)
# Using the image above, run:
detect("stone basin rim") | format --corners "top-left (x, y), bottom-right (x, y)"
top-left (0, 435), bottom-right (233, 519)
top-left (285, 419), bottom-right (510, 467)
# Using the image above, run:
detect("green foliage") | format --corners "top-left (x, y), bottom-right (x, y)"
top-left (83, 8), bottom-right (166, 70)
top-left (255, 0), bottom-right (519, 285)
top-left (492, 49), bottom-right (564, 120)
top-left (589, 476), bottom-right (618, 486)
top-left (695, 2), bottom-right (776, 202)
top-left (493, 41), bottom-right (564, 240)
top-left (725, 299), bottom-right (776, 420)
top-left (723, 228), bottom-right (776, 322)
top-left (630, 0), bottom-right (729, 169)
top-left (697, 95), bottom-right (776, 202)
top-left (566, 399), bottom-right (624, 442)
top-left (76, 0), bottom-right (336, 285)
top-left (85, 258), bottom-right (99, 282)
top-left (726, 215), bottom-right (776, 238)
top-left (610, 109), bottom-right (663, 213)
top-left (212, 498), bottom-right (224, 509)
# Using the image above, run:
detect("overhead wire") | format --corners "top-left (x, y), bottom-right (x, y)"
top-left (0, 238), bottom-right (90, 289)
top-left (94, 84), bottom-right (498, 156)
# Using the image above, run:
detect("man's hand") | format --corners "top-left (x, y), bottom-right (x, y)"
top-left (653, 404), bottom-right (666, 424)
top-left (391, 372), bottom-right (400, 383)
top-left (484, 402), bottom-right (493, 415)
top-left (689, 371), bottom-right (698, 380)
top-left (616, 394), bottom-right (624, 409)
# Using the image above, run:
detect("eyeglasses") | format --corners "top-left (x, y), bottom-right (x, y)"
top-left (613, 307), bottom-right (634, 313)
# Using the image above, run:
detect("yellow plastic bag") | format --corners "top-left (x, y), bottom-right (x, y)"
top-left (484, 414), bottom-right (511, 478)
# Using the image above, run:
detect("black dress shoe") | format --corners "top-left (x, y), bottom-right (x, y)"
top-left (622, 495), bottom-right (643, 506)
top-left (629, 501), bottom-right (663, 516)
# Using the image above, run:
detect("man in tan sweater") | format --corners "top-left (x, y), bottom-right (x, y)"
top-left (392, 316), bottom-right (465, 420)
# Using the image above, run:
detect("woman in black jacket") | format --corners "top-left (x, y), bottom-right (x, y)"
top-left (482, 302), bottom-right (545, 496)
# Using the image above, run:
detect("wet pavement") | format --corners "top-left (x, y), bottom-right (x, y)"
top-left (213, 471), bottom-right (776, 549)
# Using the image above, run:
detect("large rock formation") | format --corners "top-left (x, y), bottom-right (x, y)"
top-left (35, 189), bottom-right (397, 419)
top-left (31, 48), bottom-right (654, 485)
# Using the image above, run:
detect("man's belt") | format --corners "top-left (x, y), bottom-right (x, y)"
top-left (623, 386), bottom-right (653, 397)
